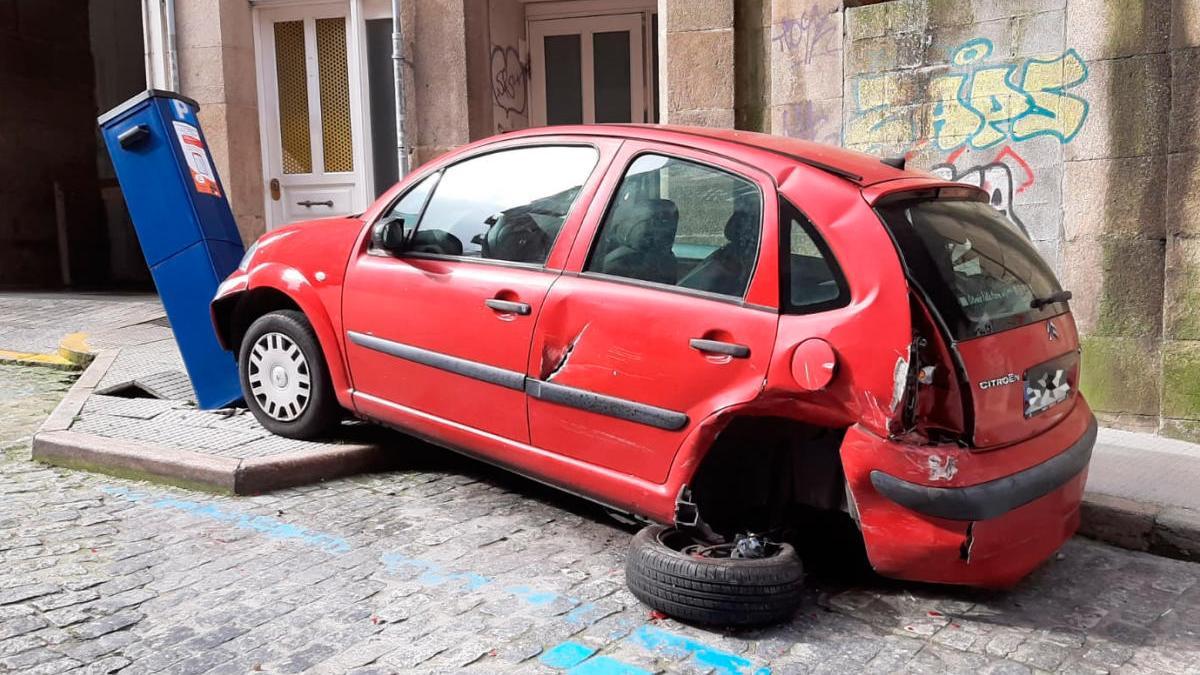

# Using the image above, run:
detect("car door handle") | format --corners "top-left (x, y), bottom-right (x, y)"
top-left (485, 298), bottom-right (531, 315)
top-left (689, 338), bottom-right (750, 358)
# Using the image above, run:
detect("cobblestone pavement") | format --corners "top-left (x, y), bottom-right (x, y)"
top-left (3, 365), bottom-right (1200, 674)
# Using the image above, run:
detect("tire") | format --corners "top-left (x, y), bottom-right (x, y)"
top-left (238, 310), bottom-right (340, 440)
top-left (625, 525), bottom-right (804, 627)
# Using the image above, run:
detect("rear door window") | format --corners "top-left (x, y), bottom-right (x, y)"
top-left (584, 153), bottom-right (762, 299)
top-left (876, 199), bottom-right (1067, 340)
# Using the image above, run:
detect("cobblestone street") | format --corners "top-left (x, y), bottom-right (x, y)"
top-left (1, 364), bottom-right (1199, 674)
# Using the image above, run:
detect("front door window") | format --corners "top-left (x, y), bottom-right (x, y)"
top-left (530, 14), bottom-right (648, 125)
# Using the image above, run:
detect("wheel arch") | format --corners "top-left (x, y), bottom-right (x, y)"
top-left (213, 267), bottom-right (354, 409)
top-left (666, 408), bottom-right (850, 533)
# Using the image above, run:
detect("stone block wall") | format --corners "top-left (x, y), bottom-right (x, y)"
top-left (176, 0), bottom-right (265, 246)
top-left (674, 0), bottom-right (1193, 439)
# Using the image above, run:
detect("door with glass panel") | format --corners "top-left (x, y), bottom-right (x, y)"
top-left (256, 4), bottom-right (365, 229)
top-left (529, 14), bottom-right (646, 126)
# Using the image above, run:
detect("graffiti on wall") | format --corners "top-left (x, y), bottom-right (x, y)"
top-left (929, 144), bottom-right (1035, 236)
top-left (845, 38), bottom-right (1090, 153)
top-left (771, 5), bottom-right (838, 65)
top-left (779, 101), bottom-right (840, 145)
top-left (491, 44), bottom-right (528, 122)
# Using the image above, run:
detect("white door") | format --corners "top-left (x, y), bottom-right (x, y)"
top-left (255, 3), bottom-right (368, 229)
top-left (529, 14), bottom-right (646, 126)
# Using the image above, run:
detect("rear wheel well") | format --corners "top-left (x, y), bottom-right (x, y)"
top-left (215, 288), bottom-right (303, 352)
top-left (687, 416), bottom-right (848, 536)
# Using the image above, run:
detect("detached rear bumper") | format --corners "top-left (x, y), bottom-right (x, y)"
top-left (842, 399), bottom-right (1096, 588)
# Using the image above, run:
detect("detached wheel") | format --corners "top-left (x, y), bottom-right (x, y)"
top-left (239, 310), bottom-right (339, 439)
top-left (625, 525), bottom-right (804, 627)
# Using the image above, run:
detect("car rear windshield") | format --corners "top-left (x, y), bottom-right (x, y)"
top-left (876, 198), bottom-right (1067, 341)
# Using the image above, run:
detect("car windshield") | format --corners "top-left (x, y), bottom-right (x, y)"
top-left (876, 198), bottom-right (1067, 341)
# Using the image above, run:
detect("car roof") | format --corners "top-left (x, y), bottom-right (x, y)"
top-left (493, 124), bottom-right (921, 187)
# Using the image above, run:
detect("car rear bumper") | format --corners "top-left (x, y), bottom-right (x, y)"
top-left (841, 398), bottom-right (1095, 588)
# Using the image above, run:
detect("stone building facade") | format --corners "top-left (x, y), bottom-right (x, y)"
top-left (0, 0), bottom-right (1194, 439)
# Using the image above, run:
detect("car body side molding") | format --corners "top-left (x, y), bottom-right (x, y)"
top-left (525, 379), bottom-right (689, 431)
top-left (347, 331), bottom-right (688, 431)
top-left (347, 331), bottom-right (525, 391)
top-left (869, 416), bottom-right (1097, 521)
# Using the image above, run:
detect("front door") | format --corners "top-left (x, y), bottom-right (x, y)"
top-left (529, 14), bottom-right (647, 125)
top-left (341, 143), bottom-right (607, 443)
top-left (256, 3), bottom-right (368, 229)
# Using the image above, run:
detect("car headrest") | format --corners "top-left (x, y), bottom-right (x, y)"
top-left (614, 198), bottom-right (678, 252)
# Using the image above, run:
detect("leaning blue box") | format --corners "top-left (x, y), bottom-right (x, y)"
top-left (98, 90), bottom-right (244, 409)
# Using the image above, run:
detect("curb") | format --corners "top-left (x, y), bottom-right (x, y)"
top-left (1079, 493), bottom-right (1200, 562)
top-left (31, 348), bottom-right (389, 495)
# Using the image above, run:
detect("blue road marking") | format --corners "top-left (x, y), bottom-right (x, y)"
top-left (567, 655), bottom-right (653, 675)
top-left (101, 485), bottom-right (771, 674)
top-left (540, 641), bottom-right (598, 669)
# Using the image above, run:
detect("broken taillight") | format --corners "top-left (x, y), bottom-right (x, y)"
top-left (891, 294), bottom-right (968, 443)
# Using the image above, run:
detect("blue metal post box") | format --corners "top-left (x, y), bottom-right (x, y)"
top-left (98, 90), bottom-right (244, 409)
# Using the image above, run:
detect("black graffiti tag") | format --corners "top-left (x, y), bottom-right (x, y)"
top-left (491, 45), bottom-right (527, 118)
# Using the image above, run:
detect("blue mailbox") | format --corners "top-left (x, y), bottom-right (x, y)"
top-left (99, 90), bottom-right (244, 409)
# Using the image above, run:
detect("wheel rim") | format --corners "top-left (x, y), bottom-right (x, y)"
top-left (246, 331), bottom-right (311, 422)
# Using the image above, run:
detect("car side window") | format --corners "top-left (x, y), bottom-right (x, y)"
top-left (787, 207), bottom-right (846, 312)
top-left (585, 154), bottom-right (762, 299)
top-left (411, 145), bottom-right (599, 264)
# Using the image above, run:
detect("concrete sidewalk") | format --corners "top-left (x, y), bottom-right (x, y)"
top-left (4, 291), bottom-right (1200, 559)
top-left (1081, 428), bottom-right (1200, 560)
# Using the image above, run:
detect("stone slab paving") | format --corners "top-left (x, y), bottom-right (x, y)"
top-left (3, 364), bottom-right (1200, 674)
top-left (0, 293), bottom-right (165, 356)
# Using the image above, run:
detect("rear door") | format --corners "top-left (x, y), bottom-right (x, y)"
top-left (526, 144), bottom-right (780, 483)
top-left (876, 197), bottom-right (1079, 448)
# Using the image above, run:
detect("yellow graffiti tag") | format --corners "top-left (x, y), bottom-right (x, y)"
top-left (846, 38), bottom-right (1090, 152)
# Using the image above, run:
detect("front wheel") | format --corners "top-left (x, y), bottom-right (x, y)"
top-left (238, 310), bottom-right (340, 439)
top-left (625, 525), bottom-right (804, 626)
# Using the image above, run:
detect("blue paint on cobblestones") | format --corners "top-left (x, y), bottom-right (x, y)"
top-left (99, 486), bottom-right (351, 553)
top-left (100, 485), bottom-right (770, 674)
top-left (380, 551), bottom-right (491, 591)
top-left (507, 585), bottom-right (561, 605)
top-left (628, 625), bottom-right (769, 675)
top-left (566, 655), bottom-right (652, 675)
top-left (540, 641), bottom-right (597, 668)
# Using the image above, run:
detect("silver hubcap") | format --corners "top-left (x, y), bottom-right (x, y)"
top-left (247, 332), bottom-right (311, 422)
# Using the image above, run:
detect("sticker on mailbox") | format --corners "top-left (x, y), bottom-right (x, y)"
top-left (172, 121), bottom-right (221, 198)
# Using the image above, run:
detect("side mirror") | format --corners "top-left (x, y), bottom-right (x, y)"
top-left (372, 217), bottom-right (407, 253)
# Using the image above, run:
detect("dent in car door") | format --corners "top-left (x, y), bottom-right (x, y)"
top-left (526, 148), bottom-right (781, 483)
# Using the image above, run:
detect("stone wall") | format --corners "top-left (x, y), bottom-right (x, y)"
top-left (660, 0), bottom-right (737, 127)
top-left (697, 0), bottom-right (1192, 439)
top-left (176, 0), bottom-right (265, 246)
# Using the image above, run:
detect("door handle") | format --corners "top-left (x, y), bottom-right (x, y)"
top-left (689, 338), bottom-right (750, 358)
top-left (485, 298), bottom-right (531, 315)
top-left (297, 199), bottom-right (334, 208)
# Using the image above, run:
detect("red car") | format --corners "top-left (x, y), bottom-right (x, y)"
top-left (212, 126), bottom-right (1094, 626)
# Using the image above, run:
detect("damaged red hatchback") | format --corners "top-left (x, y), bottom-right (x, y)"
top-left (212, 126), bottom-right (1095, 626)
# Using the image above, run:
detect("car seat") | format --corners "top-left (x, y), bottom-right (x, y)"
top-left (482, 212), bottom-right (549, 263)
top-left (600, 198), bottom-right (679, 285)
top-left (677, 208), bottom-right (757, 296)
